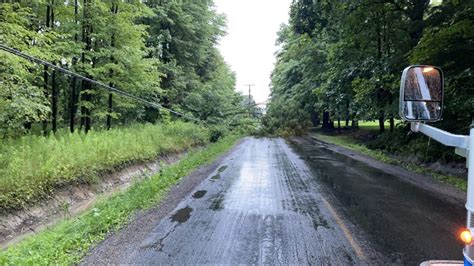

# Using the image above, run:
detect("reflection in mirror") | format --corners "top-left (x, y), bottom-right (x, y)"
top-left (403, 101), bottom-right (442, 121)
top-left (404, 67), bottom-right (442, 101)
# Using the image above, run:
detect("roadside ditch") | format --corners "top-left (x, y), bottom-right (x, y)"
top-left (0, 151), bottom-right (189, 249)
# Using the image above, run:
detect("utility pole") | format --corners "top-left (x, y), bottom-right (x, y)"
top-left (245, 84), bottom-right (255, 118)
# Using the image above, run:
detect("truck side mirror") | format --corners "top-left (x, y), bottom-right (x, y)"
top-left (399, 65), bottom-right (444, 122)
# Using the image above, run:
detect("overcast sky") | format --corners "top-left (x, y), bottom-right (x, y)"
top-left (214, 0), bottom-right (292, 105)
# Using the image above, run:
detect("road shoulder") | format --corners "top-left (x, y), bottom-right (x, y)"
top-left (81, 138), bottom-right (247, 264)
top-left (290, 135), bottom-right (465, 207)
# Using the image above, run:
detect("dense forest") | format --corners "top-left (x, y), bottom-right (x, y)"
top-left (0, 0), bottom-right (250, 137)
top-left (265, 0), bottom-right (473, 134)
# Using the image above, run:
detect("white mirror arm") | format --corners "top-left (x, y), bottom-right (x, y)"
top-left (411, 122), bottom-right (469, 150)
top-left (411, 122), bottom-right (474, 218)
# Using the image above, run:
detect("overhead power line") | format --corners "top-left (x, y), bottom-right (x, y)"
top-left (219, 102), bottom-right (268, 118)
top-left (0, 44), bottom-right (202, 123)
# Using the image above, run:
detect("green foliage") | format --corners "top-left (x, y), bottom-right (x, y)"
top-left (0, 134), bottom-right (241, 265)
top-left (0, 51), bottom-right (50, 137)
top-left (159, 109), bottom-right (172, 124)
top-left (367, 125), bottom-right (462, 163)
top-left (0, 122), bottom-right (209, 211)
top-left (0, 1), bottom-right (245, 135)
top-left (0, 3), bottom-right (55, 136)
top-left (410, 0), bottom-right (474, 133)
top-left (209, 124), bottom-right (228, 143)
top-left (266, 0), bottom-right (472, 166)
top-left (266, 0), bottom-right (473, 132)
top-left (143, 0), bottom-right (244, 125)
top-left (267, 0), bottom-right (416, 132)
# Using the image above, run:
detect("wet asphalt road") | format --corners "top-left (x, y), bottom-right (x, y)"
top-left (85, 137), bottom-right (466, 265)
top-left (289, 136), bottom-right (465, 264)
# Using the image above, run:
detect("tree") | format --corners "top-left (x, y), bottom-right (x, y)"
top-left (0, 3), bottom-right (52, 136)
top-left (0, 0), bottom-right (242, 136)
top-left (266, 0), bottom-right (440, 134)
top-left (410, 0), bottom-right (474, 133)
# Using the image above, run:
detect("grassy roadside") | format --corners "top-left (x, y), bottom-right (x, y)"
top-left (357, 120), bottom-right (394, 131)
top-left (313, 132), bottom-right (467, 191)
top-left (0, 122), bottom-right (209, 211)
top-left (0, 134), bottom-right (242, 265)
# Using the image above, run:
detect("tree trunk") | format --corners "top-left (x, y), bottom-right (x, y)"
top-left (42, 65), bottom-right (49, 135)
top-left (81, 0), bottom-right (93, 133)
top-left (85, 87), bottom-right (92, 132)
top-left (80, 0), bottom-right (87, 130)
top-left (69, 0), bottom-right (79, 133)
top-left (345, 101), bottom-right (350, 127)
top-left (322, 111), bottom-right (333, 129)
top-left (107, 92), bottom-right (113, 130)
top-left (85, 35), bottom-right (99, 133)
top-left (69, 77), bottom-right (77, 133)
top-left (51, 70), bottom-right (57, 132)
top-left (376, 14), bottom-right (386, 134)
top-left (310, 110), bottom-right (319, 126)
top-left (390, 115), bottom-right (395, 132)
top-left (42, 3), bottom-right (51, 135)
top-left (107, 2), bottom-right (118, 130)
top-left (351, 118), bottom-right (359, 129)
top-left (389, 90), bottom-right (395, 133)
top-left (80, 90), bottom-right (86, 129)
top-left (378, 111), bottom-right (385, 133)
top-left (50, 0), bottom-right (58, 133)
top-left (351, 110), bottom-right (358, 129)
top-left (337, 106), bottom-right (341, 131)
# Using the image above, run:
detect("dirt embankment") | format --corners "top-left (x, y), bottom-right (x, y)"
top-left (0, 152), bottom-right (186, 249)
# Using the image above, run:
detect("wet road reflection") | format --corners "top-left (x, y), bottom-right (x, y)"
top-left (90, 137), bottom-right (464, 265)
top-left (130, 138), bottom-right (379, 264)
top-left (289, 136), bottom-right (465, 264)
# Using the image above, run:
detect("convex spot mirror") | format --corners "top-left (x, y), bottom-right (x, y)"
top-left (399, 65), bottom-right (444, 122)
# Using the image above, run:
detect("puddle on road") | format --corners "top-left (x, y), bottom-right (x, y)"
top-left (209, 166), bottom-right (227, 182)
top-left (192, 190), bottom-right (207, 199)
top-left (170, 206), bottom-right (193, 223)
top-left (209, 194), bottom-right (224, 211)
top-left (147, 206), bottom-right (193, 251)
top-left (308, 155), bottom-right (333, 161)
top-left (218, 165), bottom-right (228, 173)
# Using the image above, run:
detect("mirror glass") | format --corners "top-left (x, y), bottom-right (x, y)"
top-left (404, 67), bottom-right (442, 101)
top-left (403, 101), bottom-right (442, 121)
top-left (400, 66), bottom-right (443, 121)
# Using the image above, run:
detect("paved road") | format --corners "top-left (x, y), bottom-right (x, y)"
top-left (84, 137), bottom-right (465, 264)
top-left (289, 136), bottom-right (465, 264)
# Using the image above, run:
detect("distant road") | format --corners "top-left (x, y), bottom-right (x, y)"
top-left (84, 137), bottom-right (465, 264)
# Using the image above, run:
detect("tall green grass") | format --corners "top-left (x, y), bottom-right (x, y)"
top-left (0, 134), bottom-right (241, 265)
top-left (0, 122), bottom-right (210, 211)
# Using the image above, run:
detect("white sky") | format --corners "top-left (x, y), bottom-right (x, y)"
top-left (214, 0), bottom-right (292, 105)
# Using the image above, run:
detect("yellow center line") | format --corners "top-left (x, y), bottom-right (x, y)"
top-left (322, 197), bottom-right (367, 261)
